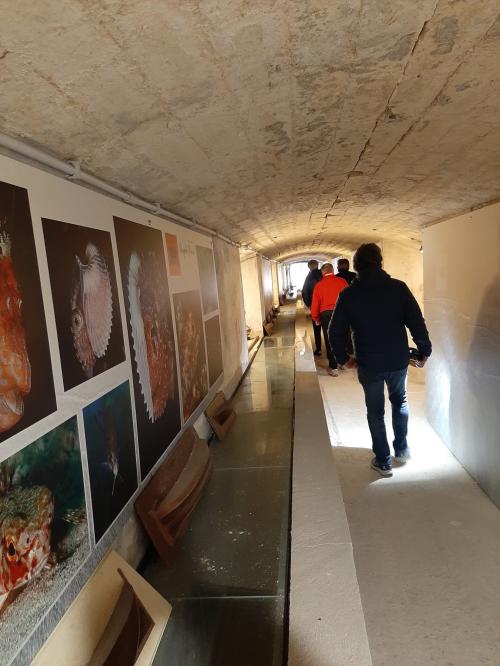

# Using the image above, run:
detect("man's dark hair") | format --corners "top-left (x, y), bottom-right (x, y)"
top-left (353, 243), bottom-right (383, 272)
top-left (307, 259), bottom-right (319, 269)
top-left (337, 258), bottom-right (350, 271)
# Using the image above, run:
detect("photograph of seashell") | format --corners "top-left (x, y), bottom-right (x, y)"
top-left (0, 416), bottom-right (89, 663)
top-left (173, 290), bottom-right (209, 422)
top-left (83, 380), bottom-right (138, 543)
top-left (42, 218), bottom-right (126, 391)
top-left (0, 181), bottom-right (56, 443)
top-left (113, 216), bottom-right (181, 479)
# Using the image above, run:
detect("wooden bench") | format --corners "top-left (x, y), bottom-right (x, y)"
top-left (135, 428), bottom-right (212, 566)
top-left (205, 391), bottom-right (236, 440)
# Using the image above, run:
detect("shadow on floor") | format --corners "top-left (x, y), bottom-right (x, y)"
top-left (331, 446), bottom-right (394, 501)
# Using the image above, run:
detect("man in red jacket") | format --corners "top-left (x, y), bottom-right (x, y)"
top-left (311, 263), bottom-right (348, 376)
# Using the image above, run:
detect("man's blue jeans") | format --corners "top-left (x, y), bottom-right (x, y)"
top-left (357, 366), bottom-right (409, 466)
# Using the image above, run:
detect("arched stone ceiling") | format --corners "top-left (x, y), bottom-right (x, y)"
top-left (1, 1), bottom-right (499, 259)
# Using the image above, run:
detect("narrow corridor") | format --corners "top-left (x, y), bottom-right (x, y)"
top-left (310, 306), bottom-right (500, 665)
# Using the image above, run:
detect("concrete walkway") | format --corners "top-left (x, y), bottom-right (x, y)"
top-left (316, 330), bottom-right (500, 665)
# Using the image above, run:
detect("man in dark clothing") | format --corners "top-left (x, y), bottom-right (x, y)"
top-left (329, 243), bottom-right (431, 477)
top-left (301, 260), bottom-right (323, 356)
top-left (336, 258), bottom-right (356, 355)
top-left (336, 258), bottom-right (356, 285)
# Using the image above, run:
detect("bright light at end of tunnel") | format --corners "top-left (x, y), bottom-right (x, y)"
top-left (289, 262), bottom-right (310, 290)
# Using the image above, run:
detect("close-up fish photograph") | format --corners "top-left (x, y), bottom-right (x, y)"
top-left (173, 290), bottom-right (209, 422)
top-left (42, 218), bottom-right (126, 391)
top-left (204, 314), bottom-right (224, 387)
top-left (83, 380), bottom-right (138, 543)
top-left (0, 180), bottom-right (56, 444)
top-left (113, 216), bottom-right (181, 479)
top-left (0, 416), bottom-right (89, 663)
top-left (196, 245), bottom-right (219, 315)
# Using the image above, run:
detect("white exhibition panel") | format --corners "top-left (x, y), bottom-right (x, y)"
top-left (0, 154), bottom-right (230, 664)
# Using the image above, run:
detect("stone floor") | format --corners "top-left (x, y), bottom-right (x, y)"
top-left (142, 306), bottom-right (296, 665)
top-left (316, 349), bottom-right (500, 666)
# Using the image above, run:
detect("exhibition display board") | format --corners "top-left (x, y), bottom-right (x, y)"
top-left (0, 155), bottom-right (225, 664)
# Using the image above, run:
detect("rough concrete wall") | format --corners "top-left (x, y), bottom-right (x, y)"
top-left (261, 257), bottom-right (274, 316)
top-left (382, 240), bottom-right (424, 308)
top-left (213, 237), bottom-right (248, 396)
top-left (424, 202), bottom-right (500, 506)
top-left (240, 253), bottom-right (265, 335)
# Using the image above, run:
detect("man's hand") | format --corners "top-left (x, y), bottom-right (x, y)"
top-left (313, 320), bottom-right (321, 326)
top-left (339, 357), bottom-right (357, 370)
top-left (409, 356), bottom-right (428, 368)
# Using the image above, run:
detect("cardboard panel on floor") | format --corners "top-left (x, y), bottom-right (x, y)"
top-left (205, 391), bottom-right (236, 440)
top-left (135, 427), bottom-right (212, 567)
top-left (31, 550), bottom-right (171, 666)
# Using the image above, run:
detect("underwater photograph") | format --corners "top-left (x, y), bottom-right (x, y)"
top-left (83, 381), bottom-right (138, 543)
top-left (205, 314), bottom-right (223, 386)
top-left (0, 417), bottom-right (89, 664)
top-left (165, 232), bottom-right (181, 276)
top-left (0, 180), bottom-right (56, 443)
top-left (42, 218), bottom-right (126, 391)
top-left (196, 245), bottom-right (219, 315)
top-left (173, 290), bottom-right (209, 421)
top-left (113, 217), bottom-right (181, 478)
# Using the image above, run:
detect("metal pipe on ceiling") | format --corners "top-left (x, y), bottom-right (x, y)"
top-left (0, 132), bottom-right (257, 255)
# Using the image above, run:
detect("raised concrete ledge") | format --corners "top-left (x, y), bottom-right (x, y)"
top-left (288, 322), bottom-right (372, 666)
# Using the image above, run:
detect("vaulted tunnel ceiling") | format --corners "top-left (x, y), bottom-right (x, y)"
top-left (1, 1), bottom-right (499, 259)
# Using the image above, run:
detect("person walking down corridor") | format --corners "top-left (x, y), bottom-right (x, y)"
top-left (329, 243), bottom-right (432, 476)
top-left (301, 259), bottom-right (323, 356)
top-left (311, 263), bottom-right (348, 377)
top-left (336, 258), bottom-right (356, 285)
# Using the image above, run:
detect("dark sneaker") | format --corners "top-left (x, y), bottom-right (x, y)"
top-left (394, 449), bottom-right (411, 464)
top-left (313, 350), bottom-right (322, 356)
top-left (371, 457), bottom-right (393, 477)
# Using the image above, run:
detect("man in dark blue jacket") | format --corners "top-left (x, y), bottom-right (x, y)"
top-left (329, 243), bottom-right (431, 477)
top-left (302, 260), bottom-right (323, 356)
top-left (336, 258), bottom-right (356, 285)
